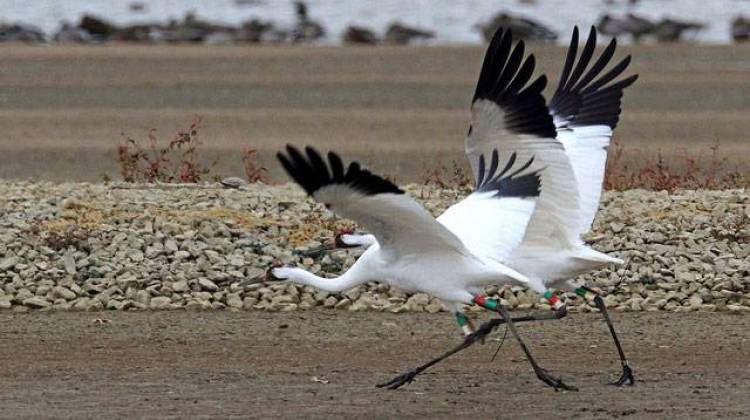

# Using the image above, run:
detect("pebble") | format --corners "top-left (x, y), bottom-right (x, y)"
top-left (0, 181), bottom-right (747, 313)
top-left (22, 297), bottom-right (50, 308)
top-left (198, 278), bottom-right (219, 292)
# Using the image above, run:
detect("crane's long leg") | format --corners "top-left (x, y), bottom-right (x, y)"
top-left (474, 296), bottom-right (577, 391)
top-left (577, 286), bottom-right (635, 386)
top-left (376, 301), bottom-right (569, 390)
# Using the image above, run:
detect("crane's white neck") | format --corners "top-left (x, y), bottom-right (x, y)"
top-left (272, 266), bottom-right (368, 293)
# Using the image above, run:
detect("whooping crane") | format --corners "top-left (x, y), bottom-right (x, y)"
top-left (269, 144), bottom-right (580, 391)
top-left (328, 25), bottom-right (639, 387)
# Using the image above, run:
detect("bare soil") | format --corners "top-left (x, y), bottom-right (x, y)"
top-left (0, 310), bottom-right (748, 418)
top-left (0, 44), bottom-right (748, 182)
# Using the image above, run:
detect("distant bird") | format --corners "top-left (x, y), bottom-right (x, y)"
top-left (597, 13), bottom-right (654, 43)
top-left (384, 22), bottom-right (435, 45)
top-left (476, 12), bottom-right (557, 43)
top-left (292, 1), bottom-right (325, 43)
top-left (324, 26), bottom-right (638, 387)
top-left (342, 25), bottom-right (379, 45)
top-left (0, 23), bottom-right (46, 43)
top-left (652, 18), bottom-right (704, 42)
top-left (269, 140), bottom-right (582, 391)
top-left (731, 16), bottom-right (750, 42)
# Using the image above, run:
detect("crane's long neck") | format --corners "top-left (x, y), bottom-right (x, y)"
top-left (279, 259), bottom-right (374, 293)
top-left (278, 247), bottom-right (379, 293)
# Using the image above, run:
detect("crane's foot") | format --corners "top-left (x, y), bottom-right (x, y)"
top-left (376, 368), bottom-right (418, 390)
top-left (611, 364), bottom-right (635, 386)
top-left (535, 367), bottom-right (578, 392)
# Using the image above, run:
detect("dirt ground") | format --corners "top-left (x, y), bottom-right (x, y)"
top-left (0, 44), bottom-right (748, 182)
top-left (0, 310), bottom-right (748, 418)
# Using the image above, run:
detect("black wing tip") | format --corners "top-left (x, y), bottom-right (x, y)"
top-left (277, 145), bottom-right (404, 197)
top-left (473, 26), bottom-right (556, 139)
top-left (552, 25), bottom-right (638, 129)
top-left (476, 150), bottom-right (542, 198)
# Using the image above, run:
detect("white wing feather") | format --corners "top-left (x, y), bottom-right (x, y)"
top-left (557, 126), bottom-right (612, 237)
top-left (438, 193), bottom-right (536, 264)
top-left (468, 100), bottom-right (581, 247)
top-left (315, 185), bottom-right (468, 259)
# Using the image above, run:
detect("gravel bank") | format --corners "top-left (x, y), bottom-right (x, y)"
top-left (0, 181), bottom-right (747, 313)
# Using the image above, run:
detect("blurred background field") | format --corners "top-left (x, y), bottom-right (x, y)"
top-left (0, 42), bottom-right (748, 183)
top-left (0, 0), bottom-right (748, 184)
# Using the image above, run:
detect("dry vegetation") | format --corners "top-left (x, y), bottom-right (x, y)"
top-left (117, 117), bottom-right (217, 183)
top-left (414, 139), bottom-right (748, 192)
top-left (114, 117), bottom-right (747, 192)
top-left (604, 139), bottom-right (748, 192)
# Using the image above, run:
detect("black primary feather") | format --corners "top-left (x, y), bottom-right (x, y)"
top-left (472, 27), bottom-right (557, 139)
top-left (277, 145), bottom-right (404, 197)
top-left (475, 150), bottom-right (542, 198)
top-left (549, 26), bottom-right (638, 130)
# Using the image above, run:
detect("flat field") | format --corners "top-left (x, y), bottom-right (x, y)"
top-left (0, 311), bottom-right (749, 418)
top-left (0, 43), bottom-right (747, 181)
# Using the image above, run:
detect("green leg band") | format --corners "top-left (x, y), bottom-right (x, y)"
top-left (455, 312), bottom-right (469, 327)
top-left (575, 287), bottom-right (587, 298)
top-left (543, 290), bottom-right (554, 300)
top-left (455, 312), bottom-right (474, 336)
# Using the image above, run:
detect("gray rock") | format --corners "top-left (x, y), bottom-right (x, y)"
top-left (149, 296), bottom-right (172, 309)
top-left (63, 250), bottom-right (77, 275)
top-left (165, 239), bottom-right (179, 253)
top-left (172, 280), bottom-right (188, 293)
top-left (53, 286), bottom-right (77, 300)
top-left (198, 278), bottom-right (219, 292)
top-left (23, 297), bottom-right (50, 308)
top-left (0, 257), bottom-right (19, 271)
top-left (0, 296), bottom-right (12, 309)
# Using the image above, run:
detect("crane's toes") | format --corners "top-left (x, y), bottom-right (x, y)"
top-left (376, 369), bottom-right (418, 390)
top-left (611, 365), bottom-right (635, 386)
top-left (536, 368), bottom-right (578, 392)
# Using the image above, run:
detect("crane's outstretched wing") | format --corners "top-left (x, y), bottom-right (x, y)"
top-left (277, 146), bottom-right (468, 258)
top-left (466, 27), bottom-right (580, 246)
top-left (549, 26), bottom-right (638, 238)
top-left (438, 150), bottom-right (541, 264)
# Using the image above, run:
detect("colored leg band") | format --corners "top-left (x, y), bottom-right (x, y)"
top-left (455, 313), bottom-right (474, 336)
top-left (473, 296), bottom-right (498, 311)
top-left (543, 290), bottom-right (565, 310)
top-left (575, 287), bottom-right (596, 301)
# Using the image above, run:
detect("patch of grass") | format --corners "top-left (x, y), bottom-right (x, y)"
top-left (117, 117), bottom-right (218, 183)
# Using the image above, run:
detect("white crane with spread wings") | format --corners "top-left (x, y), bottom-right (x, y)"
top-left (330, 26), bottom-right (638, 387)
top-left (270, 143), bottom-right (582, 390)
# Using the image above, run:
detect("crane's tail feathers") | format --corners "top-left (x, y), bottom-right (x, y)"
top-left (572, 247), bottom-right (623, 266)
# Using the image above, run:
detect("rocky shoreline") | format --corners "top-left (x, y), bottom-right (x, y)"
top-left (0, 180), bottom-right (747, 313)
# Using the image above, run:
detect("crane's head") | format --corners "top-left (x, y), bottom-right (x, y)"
top-left (265, 264), bottom-right (287, 282)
